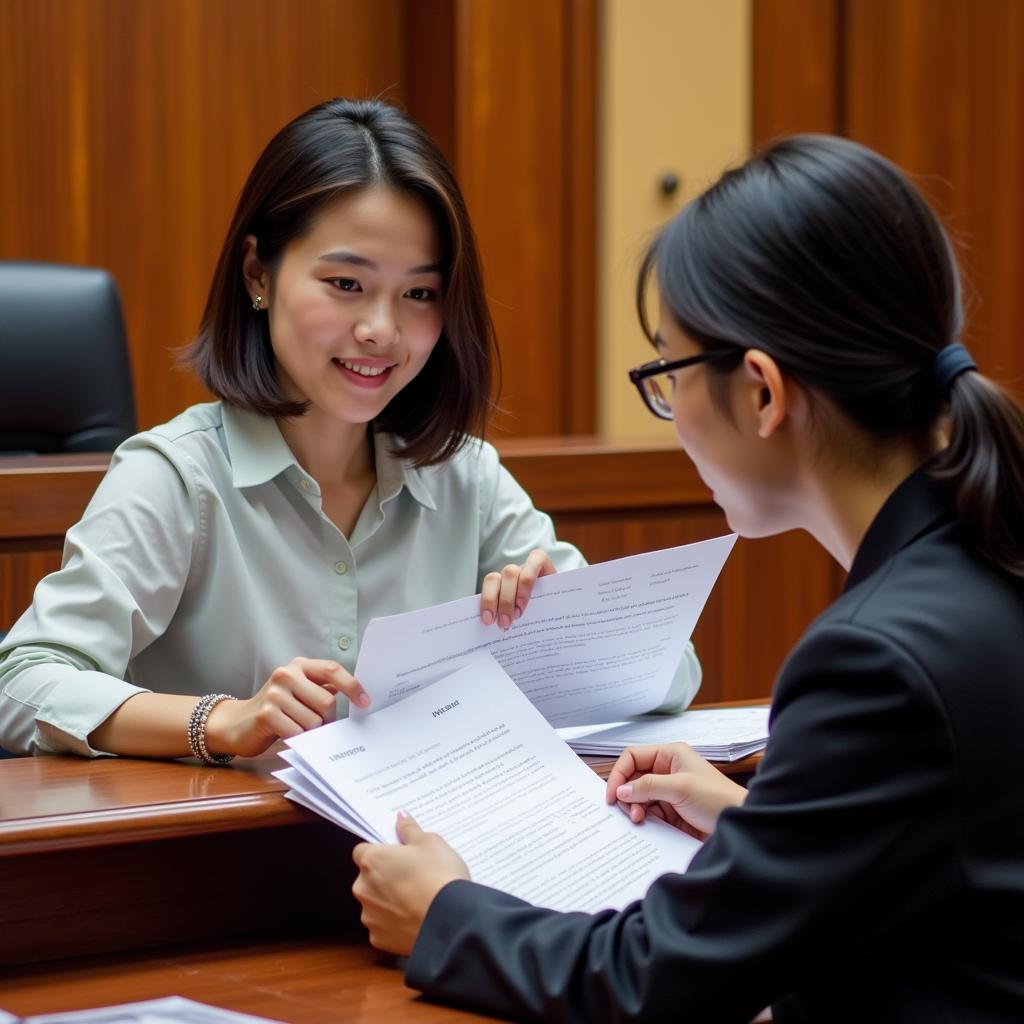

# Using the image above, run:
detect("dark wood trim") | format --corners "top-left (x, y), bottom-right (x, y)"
top-left (0, 455), bottom-right (108, 546)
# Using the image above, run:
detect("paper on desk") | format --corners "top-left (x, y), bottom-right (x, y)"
top-left (14, 996), bottom-right (286, 1023)
top-left (354, 535), bottom-right (736, 727)
top-left (557, 705), bottom-right (771, 762)
top-left (284, 652), bottom-right (701, 913)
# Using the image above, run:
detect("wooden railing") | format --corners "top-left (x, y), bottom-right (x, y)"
top-left (0, 442), bottom-right (842, 702)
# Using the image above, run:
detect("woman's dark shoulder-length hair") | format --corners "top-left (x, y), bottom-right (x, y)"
top-left (184, 97), bottom-right (495, 467)
top-left (639, 133), bottom-right (1024, 579)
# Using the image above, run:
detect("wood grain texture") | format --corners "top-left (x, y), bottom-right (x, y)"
top-left (454, 0), bottom-right (597, 436)
top-left (0, 0), bottom-right (405, 432)
top-left (0, 938), bottom-right (494, 1022)
top-left (752, 0), bottom-right (841, 144)
top-left (844, 0), bottom-right (1024, 390)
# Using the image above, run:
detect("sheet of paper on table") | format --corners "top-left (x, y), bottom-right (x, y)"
top-left (277, 652), bottom-right (701, 914)
top-left (353, 535), bottom-right (737, 727)
top-left (557, 705), bottom-right (771, 761)
top-left (7, 996), bottom-right (285, 1023)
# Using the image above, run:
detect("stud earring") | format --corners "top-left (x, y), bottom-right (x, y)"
top-left (252, 295), bottom-right (265, 311)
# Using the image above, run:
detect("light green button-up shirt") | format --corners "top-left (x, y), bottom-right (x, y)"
top-left (0, 402), bottom-right (701, 756)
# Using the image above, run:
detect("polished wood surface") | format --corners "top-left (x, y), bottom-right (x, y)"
top-left (0, 938), bottom-right (492, 1022)
top-left (0, 717), bottom-right (758, 971)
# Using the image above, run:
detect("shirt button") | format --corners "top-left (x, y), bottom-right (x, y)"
top-left (300, 479), bottom-right (312, 492)
top-left (334, 560), bottom-right (348, 575)
top-left (337, 636), bottom-right (351, 651)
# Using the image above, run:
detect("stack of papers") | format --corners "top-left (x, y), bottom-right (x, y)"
top-left (557, 705), bottom-right (771, 762)
top-left (276, 653), bottom-right (702, 914)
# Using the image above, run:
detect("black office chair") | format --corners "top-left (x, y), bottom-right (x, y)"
top-left (0, 264), bottom-right (138, 751)
top-left (0, 261), bottom-right (137, 454)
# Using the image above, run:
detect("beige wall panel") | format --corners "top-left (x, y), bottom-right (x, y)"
top-left (599, 0), bottom-right (751, 439)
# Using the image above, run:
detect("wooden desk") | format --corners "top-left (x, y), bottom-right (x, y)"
top-left (0, 737), bottom-right (760, 963)
top-left (0, 719), bottom-right (762, 1020)
top-left (0, 939), bottom-right (489, 1023)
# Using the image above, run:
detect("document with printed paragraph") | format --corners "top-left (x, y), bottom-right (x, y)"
top-left (277, 653), bottom-right (701, 914)
top-left (353, 535), bottom-right (736, 727)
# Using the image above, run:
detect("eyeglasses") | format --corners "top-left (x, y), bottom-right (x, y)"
top-left (628, 351), bottom-right (740, 420)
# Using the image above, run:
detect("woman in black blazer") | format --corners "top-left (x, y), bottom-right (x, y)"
top-left (351, 135), bottom-right (1024, 1023)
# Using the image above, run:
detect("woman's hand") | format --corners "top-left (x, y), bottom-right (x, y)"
top-left (205, 657), bottom-right (370, 758)
top-left (480, 548), bottom-right (557, 629)
top-left (606, 742), bottom-right (747, 839)
top-left (353, 812), bottom-right (470, 956)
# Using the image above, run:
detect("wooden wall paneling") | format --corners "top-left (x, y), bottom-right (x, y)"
top-left (0, 0), bottom-right (406, 433)
top-left (845, 0), bottom-right (1024, 393)
top-left (751, 0), bottom-right (841, 145)
top-left (550, 509), bottom-right (839, 704)
top-left (563, 0), bottom-right (599, 434)
top-left (452, 0), bottom-right (597, 437)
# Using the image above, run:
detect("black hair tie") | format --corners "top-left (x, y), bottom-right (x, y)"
top-left (930, 343), bottom-right (977, 395)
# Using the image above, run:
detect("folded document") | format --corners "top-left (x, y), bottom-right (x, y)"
top-left (276, 653), bottom-right (702, 914)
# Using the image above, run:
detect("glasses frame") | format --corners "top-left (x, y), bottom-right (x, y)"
top-left (628, 351), bottom-right (740, 421)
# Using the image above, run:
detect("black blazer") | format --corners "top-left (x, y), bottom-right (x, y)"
top-left (405, 467), bottom-right (1024, 1022)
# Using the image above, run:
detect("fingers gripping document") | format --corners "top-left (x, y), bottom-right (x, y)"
top-left (353, 535), bottom-right (737, 726)
top-left (278, 653), bottom-right (701, 914)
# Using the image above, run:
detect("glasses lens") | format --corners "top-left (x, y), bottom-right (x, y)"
top-left (643, 376), bottom-right (673, 418)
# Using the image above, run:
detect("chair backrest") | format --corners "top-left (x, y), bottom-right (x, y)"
top-left (0, 261), bottom-right (137, 453)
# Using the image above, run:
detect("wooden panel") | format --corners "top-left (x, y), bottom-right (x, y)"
top-left (453, 0), bottom-right (597, 436)
top-left (0, 0), bottom-right (405, 432)
top-left (752, 0), bottom-right (841, 145)
top-left (551, 510), bottom-right (839, 704)
top-left (845, 0), bottom-right (1024, 389)
top-left (0, 549), bottom-right (61, 634)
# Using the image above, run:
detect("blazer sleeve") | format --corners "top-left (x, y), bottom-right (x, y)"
top-left (405, 622), bottom-right (959, 1023)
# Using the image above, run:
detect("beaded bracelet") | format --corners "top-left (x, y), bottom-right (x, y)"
top-left (187, 693), bottom-right (238, 766)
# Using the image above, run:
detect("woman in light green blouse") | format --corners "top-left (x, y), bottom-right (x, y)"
top-left (0, 99), bottom-right (701, 762)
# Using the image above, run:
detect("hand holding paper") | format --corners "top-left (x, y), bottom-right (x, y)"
top-left (353, 811), bottom-right (470, 956)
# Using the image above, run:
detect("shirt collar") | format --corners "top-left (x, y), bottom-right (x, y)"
top-left (844, 461), bottom-right (953, 591)
top-left (372, 430), bottom-right (438, 511)
top-left (221, 403), bottom-right (438, 510)
top-left (221, 403), bottom-right (298, 488)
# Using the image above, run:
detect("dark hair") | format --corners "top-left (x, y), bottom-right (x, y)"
top-left (638, 133), bottom-right (1024, 578)
top-left (184, 97), bottom-right (495, 466)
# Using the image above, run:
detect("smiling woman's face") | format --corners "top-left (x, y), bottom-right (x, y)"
top-left (258, 186), bottom-right (445, 426)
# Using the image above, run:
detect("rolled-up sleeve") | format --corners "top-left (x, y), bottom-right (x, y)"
top-left (0, 439), bottom-right (198, 756)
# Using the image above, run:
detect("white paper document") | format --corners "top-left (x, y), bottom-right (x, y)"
top-left (557, 705), bottom-right (771, 762)
top-left (280, 653), bottom-right (701, 914)
top-left (9, 997), bottom-right (285, 1024)
top-left (353, 535), bottom-right (736, 727)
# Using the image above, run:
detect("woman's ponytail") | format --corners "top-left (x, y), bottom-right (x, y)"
top-left (932, 372), bottom-right (1024, 579)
